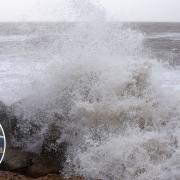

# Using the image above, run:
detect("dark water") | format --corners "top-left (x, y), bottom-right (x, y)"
top-left (129, 22), bottom-right (180, 66)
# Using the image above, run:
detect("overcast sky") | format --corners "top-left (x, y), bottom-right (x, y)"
top-left (0, 0), bottom-right (179, 22)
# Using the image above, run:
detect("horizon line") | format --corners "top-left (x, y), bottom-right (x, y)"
top-left (0, 21), bottom-right (180, 23)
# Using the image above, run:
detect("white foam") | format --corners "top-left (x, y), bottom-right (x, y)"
top-left (1, 1), bottom-right (180, 179)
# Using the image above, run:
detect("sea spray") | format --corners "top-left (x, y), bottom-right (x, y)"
top-left (8, 1), bottom-right (180, 180)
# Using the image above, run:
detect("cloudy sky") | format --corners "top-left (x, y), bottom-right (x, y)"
top-left (0, 0), bottom-right (179, 22)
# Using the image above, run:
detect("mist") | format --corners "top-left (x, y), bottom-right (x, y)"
top-left (0, 0), bottom-right (179, 22)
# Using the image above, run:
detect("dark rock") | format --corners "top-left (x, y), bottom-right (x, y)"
top-left (1, 149), bottom-right (34, 172)
top-left (1, 149), bottom-right (59, 178)
top-left (41, 123), bottom-right (67, 170)
top-left (0, 101), bottom-right (10, 136)
top-left (0, 171), bottom-right (32, 180)
top-left (37, 175), bottom-right (85, 180)
top-left (0, 171), bottom-right (85, 180)
top-left (0, 101), bottom-right (19, 145)
top-left (0, 101), bottom-right (68, 176)
top-left (26, 155), bottom-right (59, 178)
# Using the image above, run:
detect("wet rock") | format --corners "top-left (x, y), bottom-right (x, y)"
top-left (0, 101), bottom-right (19, 144)
top-left (41, 123), bottom-right (67, 170)
top-left (0, 101), bottom-right (10, 136)
top-left (0, 101), bottom-right (68, 177)
top-left (37, 175), bottom-right (85, 180)
top-left (0, 171), bottom-right (32, 180)
top-left (0, 171), bottom-right (85, 180)
top-left (2, 149), bottom-right (33, 171)
top-left (26, 155), bottom-right (59, 178)
top-left (1, 149), bottom-right (59, 178)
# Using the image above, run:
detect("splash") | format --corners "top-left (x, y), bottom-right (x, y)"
top-left (10, 1), bottom-right (180, 180)
top-left (67, 0), bottom-right (106, 21)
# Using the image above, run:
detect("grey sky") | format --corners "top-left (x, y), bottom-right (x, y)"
top-left (0, 0), bottom-right (179, 22)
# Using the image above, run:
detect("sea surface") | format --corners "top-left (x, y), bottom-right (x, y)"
top-left (0, 23), bottom-right (180, 104)
top-left (1, 22), bottom-right (180, 179)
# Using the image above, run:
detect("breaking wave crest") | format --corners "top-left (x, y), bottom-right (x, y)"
top-left (7, 1), bottom-right (180, 178)
top-left (10, 22), bottom-right (180, 180)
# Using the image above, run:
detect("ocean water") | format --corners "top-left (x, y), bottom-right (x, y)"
top-left (1, 22), bottom-right (180, 180)
top-left (1, 23), bottom-right (180, 104)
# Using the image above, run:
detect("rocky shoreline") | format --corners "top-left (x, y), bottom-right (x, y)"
top-left (0, 171), bottom-right (84, 180)
top-left (0, 100), bottom-right (81, 179)
top-left (1, 149), bottom-right (59, 178)
top-left (0, 148), bottom-right (85, 179)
